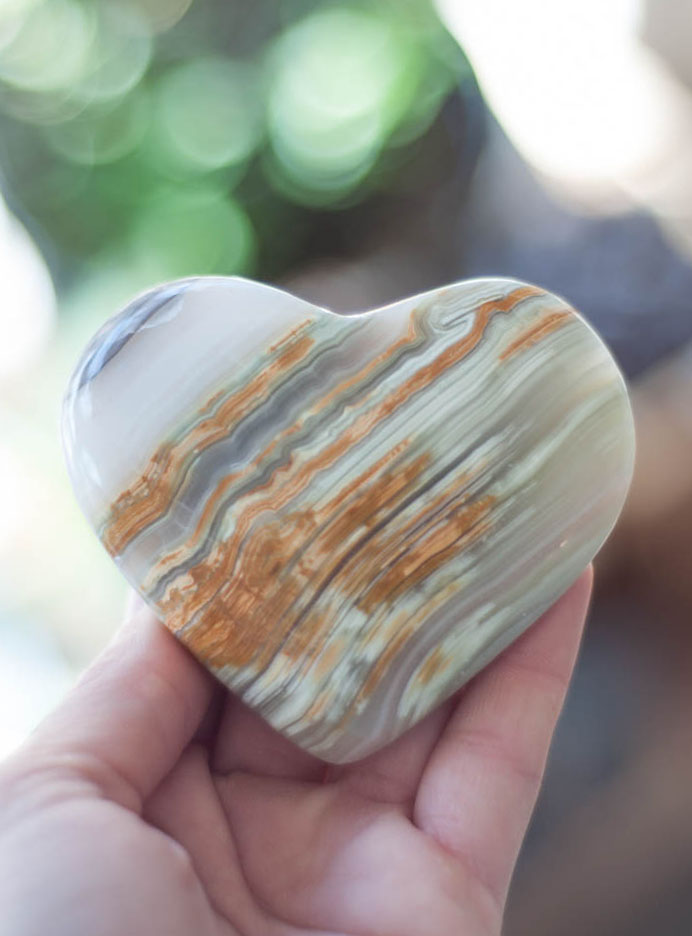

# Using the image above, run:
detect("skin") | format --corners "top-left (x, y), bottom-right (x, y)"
top-left (0, 569), bottom-right (592, 936)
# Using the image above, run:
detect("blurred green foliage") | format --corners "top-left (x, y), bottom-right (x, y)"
top-left (0, 0), bottom-right (470, 296)
top-left (0, 0), bottom-right (474, 722)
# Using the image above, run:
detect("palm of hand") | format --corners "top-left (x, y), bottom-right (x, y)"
top-left (0, 574), bottom-right (590, 936)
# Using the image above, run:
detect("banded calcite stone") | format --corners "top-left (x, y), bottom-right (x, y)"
top-left (62, 277), bottom-right (635, 762)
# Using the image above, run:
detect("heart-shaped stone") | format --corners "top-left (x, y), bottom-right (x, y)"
top-left (62, 277), bottom-right (634, 762)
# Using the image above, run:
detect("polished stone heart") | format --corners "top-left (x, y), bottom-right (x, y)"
top-left (62, 277), bottom-right (634, 762)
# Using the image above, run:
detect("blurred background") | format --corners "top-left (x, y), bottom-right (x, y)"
top-left (1, 0), bottom-right (692, 932)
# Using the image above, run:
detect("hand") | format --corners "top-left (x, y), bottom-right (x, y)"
top-left (0, 570), bottom-right (592, 936)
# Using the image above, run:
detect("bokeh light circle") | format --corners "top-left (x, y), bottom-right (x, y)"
top-left (155, 57), bottom-right (263, 173)
top-left (267, 6), bottom-right (418, 194)
top-left (74, 5), bottom-right (152, 104)
top-left (0, 0), bottom-right (94, 93)
top-left (43, 90), bottom-right (150, 166)
top-left (132, 186), bottom-right (256, 278)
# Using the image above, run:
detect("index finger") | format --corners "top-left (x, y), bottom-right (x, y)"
top-left (9, 599), bottom-right (214, 812)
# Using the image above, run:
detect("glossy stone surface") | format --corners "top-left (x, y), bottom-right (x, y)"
top-left (62, 277), bottom-right (635, 762)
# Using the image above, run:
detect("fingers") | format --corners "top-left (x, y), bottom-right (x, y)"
top-left (325, 699), bottom-right (455, 808)
top-left (212, 696), bottom-right (326, 782)
top-left (414, 569), bottom-right (593, 908)
top-left (144, 744), bottom-right (262, 934)
top-left (13, 598), bottom-right (214, 811)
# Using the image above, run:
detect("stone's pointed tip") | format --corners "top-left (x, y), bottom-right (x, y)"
top-left (62, 275), bottom-right (634, 762)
